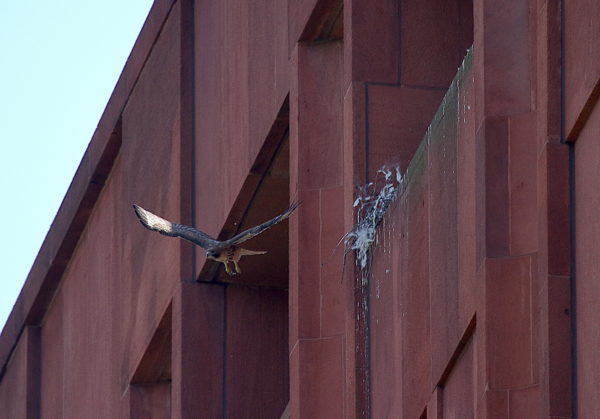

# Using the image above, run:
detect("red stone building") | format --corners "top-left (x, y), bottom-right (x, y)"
top-left (0, 0), bottom-right (597, 417)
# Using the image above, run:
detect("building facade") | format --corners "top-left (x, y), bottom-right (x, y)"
top-left (1, 0), bottom-right (598, 417)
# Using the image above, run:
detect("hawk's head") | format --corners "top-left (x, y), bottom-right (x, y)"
top-left (206, 250), bottom-right (221, 261)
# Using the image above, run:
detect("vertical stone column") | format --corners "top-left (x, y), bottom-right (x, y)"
top-left (536, 1), bottom-right (572, 417)
top-left (474, 0), bottom-right (570, 416)
top-left (26, 326), bottom-right (41, 419)
top-left (289, 41), bottom-right (346, 418)
top-left (171, 282), bottom-right (225, 419)
top-left (171, 2), bottom-right (227, 417)
top-left (474, 0), bottom-right (539, 414)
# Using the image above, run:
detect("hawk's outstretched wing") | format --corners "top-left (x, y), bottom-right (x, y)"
top-left (133, 205), bottom-right (221, 250)
top-left (222, 202), bottom-right (299, 247)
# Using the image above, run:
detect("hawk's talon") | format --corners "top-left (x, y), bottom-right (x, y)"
top-left (223, 262), bottom-right (233, 275)
top-left (233, 260), bottom-right (242, 274)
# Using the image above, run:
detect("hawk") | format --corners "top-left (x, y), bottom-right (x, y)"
top-left (132, 202), bottom-right (298, 275)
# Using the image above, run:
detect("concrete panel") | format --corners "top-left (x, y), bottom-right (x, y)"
top-left (289, 39), bottom-right (348, 418)
top-left (565, 0), bottom-right (600, 139)
top-left (226, 285), bottom-right (289, 418)
top-left (195, 0), bottom-right (290, 253)
top-left (369, 198), bottom-right (405, 418)
top-left (291, 336), bottom-right (344, 418)
top-left (289, 40), bottom-right (344, 343)
top-left (344, 0), bottom-right (399, 84)
top-left (485, 389), bottom-right (509, 418)
top-left (0, 329), bottom-right (31, 418)
top-left (575, 100), bottom-right (600, 418)
top-left (475, 0), bottom-right (535, 117)
top-left (485, 255), bottom-right (535, 389)
top-left (289, 189), bottom-right (321, 341)
top-left (366, 84), bottom-right (446, 175)
top-left (546, 275), bottom-right (572, 417)
top-left (129, 382), bottom-right (171, 419)
top-left (401, 147), bottom-right (431, 419)
top-left (120, 2), bottom-right (182, 381)
top-left (536, 0), bottom-right (561, 144)
top-left (288, 0), bottom-right (318, 51)
top-left (442, 338), bottom-right (475, 419)
top-left (172, 282), bottom-right (225, 419)
top-left (60, 185), bottom-right (121, 418)
top-left (194, 0), bottom-right (230, 239)
top-left (456, 65), bottom-right (479, 328)
top-left (248, 0), bottom-right (289, 155)
top-left (545, 144), bottom-right (570, 277)
top-left (291, 42), bottom-right (343, 190)
top-left (483, 116), bottom-right (510, 257)
top-left (40, 294), bottom-right (64, 418)
top-left (319, 186), bottom-right (346, 337)
top-left (508, 112), bottom-right (538, 255)
top-left (400, 0), bottom-right (472, 88)
top-left (428, 84), bottom-right (459, 385)
top-left (509, 386), bottom-right (541, 418)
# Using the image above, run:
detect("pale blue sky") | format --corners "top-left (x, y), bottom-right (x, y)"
top-left (0, 1), bottom-right (153, 331)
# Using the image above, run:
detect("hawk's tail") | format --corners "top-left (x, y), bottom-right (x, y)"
top-left (238, 248), bottom-right (267, 256)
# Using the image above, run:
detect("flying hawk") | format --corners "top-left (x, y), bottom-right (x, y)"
top-left (132, 202), bottom-right (298, 275)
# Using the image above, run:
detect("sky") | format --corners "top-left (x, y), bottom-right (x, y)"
top-left (0, 1), bottom-right (153, 331)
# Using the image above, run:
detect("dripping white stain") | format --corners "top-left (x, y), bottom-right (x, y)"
top-left (342, 165), bottom-right (404, 276)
